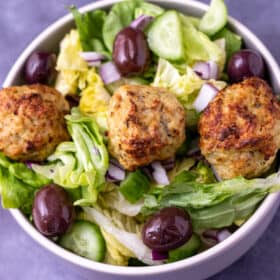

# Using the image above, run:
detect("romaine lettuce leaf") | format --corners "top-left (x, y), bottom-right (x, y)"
top-left (134, 2), bottom-right (164, 18)
top-left (0, 153), bottom-right (50, 213)
top-left (142, 170), bottom-right (280, 229)
top-left (103, 0), bottom-right (142, 52)
top-left (70, 7), bottom-right (108, 55)
top-left (212, 27), bottom-right (242, 61)
top-left (180, 15), bottom-right (226, 71)
top-left (32, 109), bottom-right (109, 205)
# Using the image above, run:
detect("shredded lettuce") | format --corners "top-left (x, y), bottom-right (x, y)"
top-left (79, 68), bottom-right (111, 132)
top-left (83, 206), bottom-right (161, 265)
top-left (55, 30), bottom-right (88, 95)
top-left (153, 58), bottom-right (204, 108)
top-left (32, 109), bottom-right (109, 205)
top-left (142, 169), bottom-right (280, 230)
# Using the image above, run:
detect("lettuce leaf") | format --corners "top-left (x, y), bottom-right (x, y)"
top-left (0, 153), bottom-right (50, 213)
top-left (212, 27), bottom-right (242, 61)
top-left (71, 6), bottom-right (108, 55)
top-left (32, 109), bottom-right (109, 205)
top-left (180, 15), bottom-right (226, 71)
top-left (83, 206), bottom-right (162, 265)
top-left (153, 58), bottom-right (204, 109)
top-left (103, 0), bottom-right (142, 52)
top-left (142, 170), bottom-right (280, 230)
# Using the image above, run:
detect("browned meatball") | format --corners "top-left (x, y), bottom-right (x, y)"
top-left (199, 77), bottom-right (280, 179)
top-left (0, 84), bottom-right (70, 161)
top-left (108, 85), bottom-right (186, 170)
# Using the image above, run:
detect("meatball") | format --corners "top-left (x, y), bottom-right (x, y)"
top-left (108, 85), bottom-right (186, 170)
top-left (199, 77), bottom-right (280, 179)
top-left (0, 84), bottom-right (70, 161)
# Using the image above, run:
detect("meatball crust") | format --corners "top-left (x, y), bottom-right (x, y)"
top-left (199, 77), bottom-right (280, 179)
top-left (0, 84), bottom-right (70, 161)
top-left (108, 85), bottom-right (186, 170)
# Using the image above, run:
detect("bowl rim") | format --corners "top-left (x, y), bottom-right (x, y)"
top-left (4, 0), bottom-right (280, 276)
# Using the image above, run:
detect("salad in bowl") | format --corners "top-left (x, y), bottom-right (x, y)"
top-left (1, 0), bottom-right (280, 267)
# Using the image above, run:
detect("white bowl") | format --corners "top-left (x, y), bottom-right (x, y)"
top-left (4, 1), bottom-right (280, 279)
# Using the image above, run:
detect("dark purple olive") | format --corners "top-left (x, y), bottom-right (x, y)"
top-left (227, 49), bottom-right (265, 83)
top-left (142, 207), bottom-right (192, 252)
top-left (32, 184), bottom-right (75, 237)
top-left (113, 27), bottom-right (150, 76)
top-left (24, 51), bottom-right (57, 84)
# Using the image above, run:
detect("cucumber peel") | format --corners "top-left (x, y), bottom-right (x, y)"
top-left (147, 11), bottom-right (185, 61)
top-left (199, 0), bottom-right (228, 36)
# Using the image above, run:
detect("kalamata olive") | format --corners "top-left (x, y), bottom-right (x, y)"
top-left (24, 51), bottom-right (57, 84)
top-left (113, 27), bottom-right (150, 76)
top-left (227, 49), bottom-right (265, 83)
top-left (142, 207), bottom-right (192, 252)
top-left (32, 184), bottom-right (75, 237)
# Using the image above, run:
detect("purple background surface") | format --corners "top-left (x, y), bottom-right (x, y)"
top-left (1, 0), bottom-right (280, 279)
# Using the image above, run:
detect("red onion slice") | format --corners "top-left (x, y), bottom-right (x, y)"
top-left (130, 15), bottom-right (154, 31)
top-left (80, 52), bottom-right (106, 62)
top-left (193, 61), bottom-right (219, 80)
top-left (99, 62), bottom-right (122, 84)
top-left (152, 250), bottom-right (168, 261)
top-left (106, 163), bottom-right (125, 183)
top-left (151, 161), bottom-right (170, 185)
top-left (202, 229), bottom-right (231, 247)
top-left (193, 83), bottom-right (219, 112)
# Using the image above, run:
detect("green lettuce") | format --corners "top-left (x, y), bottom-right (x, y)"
top-left (180, 15), bottom-right (226, 71)
top-left (142, 169), bottom-right (280, 230)
top-left (103, 0), bottom-right (142, 52)
top-left (212, 27), bottom-right (242, 61)
top-left (0, 153), bottom-right (50, 213)
top-left (32, 108), bottom-right (109, 205)
top-left (71, 6), bottom-right (108, 55)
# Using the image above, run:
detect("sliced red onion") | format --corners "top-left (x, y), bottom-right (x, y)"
top-left (80, 52), bottom-right (106, 62)
top-left (152, 250), bottom-right (168, 261)
top-left (202, 229), bottom-right (231, 246)
top-left (106, 163), bottom-right (125, 183)
top-left (151, 161), bottom-right (170, 185)
top-left (161, 158), bottom-right (176, 171)
top-left (130, 15), bottom-right (154, 31)
top-left (211, 165), bottom-right (222, 182)
top-left (193, 83), bottom-right (219, 112)
top-left (99, 62), bottom-right (122, 84)
top-left (193, 61), bottom-right (219, 80)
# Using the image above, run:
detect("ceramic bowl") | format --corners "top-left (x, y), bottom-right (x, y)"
top-left (4, 1), bottom-right (280, 279)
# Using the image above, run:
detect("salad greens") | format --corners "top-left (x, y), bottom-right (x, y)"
top-left (142, 170), bottom-right (280, 229)
top-left (103, 0), bottom-right (142, 52)
top-left (0, 154), bottom-right (50, 213)
top-left (212, 27), bottom-right (242, 61)
top-left (2, 0), bottom-right (276, 268)
top-left (71, 7), bottom-right (108, 55)
top-left (32, 108), bottom-right (108, 205)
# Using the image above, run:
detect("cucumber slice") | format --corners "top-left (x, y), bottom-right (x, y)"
top-left (59, 220), bottom-right (106, 262)
top-left (147, 11), bottom-right (184, 61)
top-left (199, 0), bottom-right (228, 36)
top-left (168, 234), bottom-right (201, 262)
